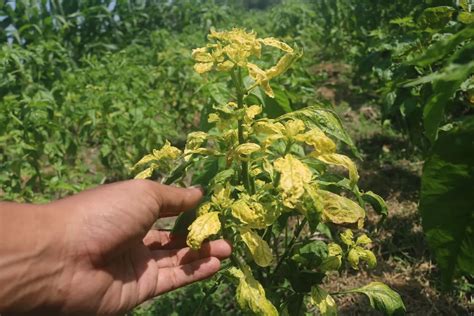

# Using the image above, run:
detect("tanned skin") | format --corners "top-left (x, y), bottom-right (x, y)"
top-left (0, 180), bottom-right (231, 315)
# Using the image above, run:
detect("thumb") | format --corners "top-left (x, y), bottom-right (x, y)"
top-left (149, 182), bottom-right (204, 218)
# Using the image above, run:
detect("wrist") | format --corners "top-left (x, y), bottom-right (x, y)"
top-left (0, 202), bottom-right (68, 313)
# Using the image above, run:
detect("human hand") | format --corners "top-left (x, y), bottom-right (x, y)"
top-left (0, 180), bottom-right (231, 315)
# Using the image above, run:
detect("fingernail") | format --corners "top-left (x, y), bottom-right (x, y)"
top-left (190, 185), bottom-right (205, 195)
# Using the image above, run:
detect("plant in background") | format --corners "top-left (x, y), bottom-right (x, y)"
top-left (139, 28), bottom-right (406, 315)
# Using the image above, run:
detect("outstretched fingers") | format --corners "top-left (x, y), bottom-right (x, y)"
top-left (155, 257), bottom-right (221, 295)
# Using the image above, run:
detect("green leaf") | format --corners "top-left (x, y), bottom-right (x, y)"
top-left (422, 62), bottom-right (474, 143)
top-left (172, 208), bottom-right (197, 235)
top-left (291, 240), bottom-right (328, 268)
top-left (458, 11), bottom-right (474, 24)
top-left (344, 282), bottom-right (405, 316)
top-left (207, 82), bottom-right (232, 105)
top-left (362, 191), bottom-right (388, 217)
top-left (420, 116), bottom-right (474, 285)
top-left (278, 105), bottom-right (360, 157)
top-left (410, 25), bottom-right (474, 66)
top-left (417, 6), bottom-right (456, 30)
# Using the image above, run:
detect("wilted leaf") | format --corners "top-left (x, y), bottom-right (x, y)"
top-left (362, 191), bottom-right (388, 218)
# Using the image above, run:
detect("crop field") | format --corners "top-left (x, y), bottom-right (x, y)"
top-left (0, 0), bottom-right (473, 315)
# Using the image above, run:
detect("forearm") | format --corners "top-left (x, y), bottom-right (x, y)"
top-left (0, 202), bottom-right (65, 313)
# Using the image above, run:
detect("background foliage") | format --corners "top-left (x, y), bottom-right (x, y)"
top-left (1, 0), bottom-right (472, 314)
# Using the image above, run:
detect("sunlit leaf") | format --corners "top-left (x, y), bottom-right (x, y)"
top-left (310, 286), bottom-right (338, 316)
top-left (186, 211), bottom-right (221, 250)
top-left (228, 265), bottom-right (278, 316)
top-left (274, 154), bottom-right (313, 208)
top-left (344, 282), bottom-right (405, 316)
top-left (240, 228), bottom-right (273, 267)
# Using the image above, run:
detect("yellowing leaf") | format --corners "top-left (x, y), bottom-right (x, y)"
top-left (197, 202), bottom-right (212, 216)
top-left (240, 228), bottom-right (273, 267)
top-left (340, 229), bottom-right (354, 246)
top-left (231, 196), bottom-right (276, 229)
top-left (346, 282), bottom-right (406, 315)
top-left (274, 154), bottom-right (312, 208)
top-left (260, 37), bottom-right (294, 53)
top-left (194, 62), bottom-right (214, 74)
top-left (208, 113), bottom-right (220, 123)
top-left (191, 47), bottom-right (213, 62)
top-left (186, 212), bottom-right (221, 250)
top-left (229, 265), bottom-right (278, 316)
top-left (134, 141), bottom-right (182, 176)
top-left (295, 128), bottom-right (336, 156)
top-left (247, 62), bottom-right (274, 97)
top-left (245, 105), bottom-right (262, 122)
top-left (185, 132), bottom-right (208, 150)
top-left (211, 185), bottom-right (234, 210)
top-left (265, 53), bottom-right (298, 79)
top-left (348, 247), bottom-right (377, 270)
top-left (310, 286), bottom-right (338, 316)
top-left (348, 248), bottom-right (360, 270)
top-left (216, 60), bottom-right (235, 71)
top-left (134, 167), bottom-right (153, 179)
top-left (318, 190), bottom-right (365, 227)
top-left (235, 143), bottom-right (261, 160)
top-left (356, 234), bottom-right (372, 245)
top-left (318, 153), bottom-right (359, 185)
top-left (283, 119), bottom-right (305, 138)
top-left (254, 120), bottom-right (285, 135)
top-left (321, 243), bottom-right (343, 271)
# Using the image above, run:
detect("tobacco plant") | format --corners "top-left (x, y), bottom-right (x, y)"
top-left (134, 29), bottom-right (405, 315)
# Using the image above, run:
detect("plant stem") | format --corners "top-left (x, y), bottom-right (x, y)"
top-left (233, 67), bottom-right (252, 193)
top-left (272, 217), bottom-right (307, 277)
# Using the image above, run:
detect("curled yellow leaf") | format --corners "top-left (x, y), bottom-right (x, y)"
top-left (186, 212), bottom-right (221, 250)
top-left (318, 153), bottom-right (359, 185)
top-left (231, 196), bottom-right (276, 229)
top-left (228, 265), bottom-right (278, 316)
top-left (245, 105), bottom-right (262, 122)
top-left (274, 154), bottom-right (312, 208)
top-left (283, 119), bottom-right (305, 138)
top-left (235, 143), bottom-right (261, 159)
top-left (260, 37), bottom-right (294, 53)
top-left (240, 228), bottom-right (273, 267)
top-left (318, 190), bottom-right (365, 227)
top-left (295, 128), bottom-right (336, 156)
